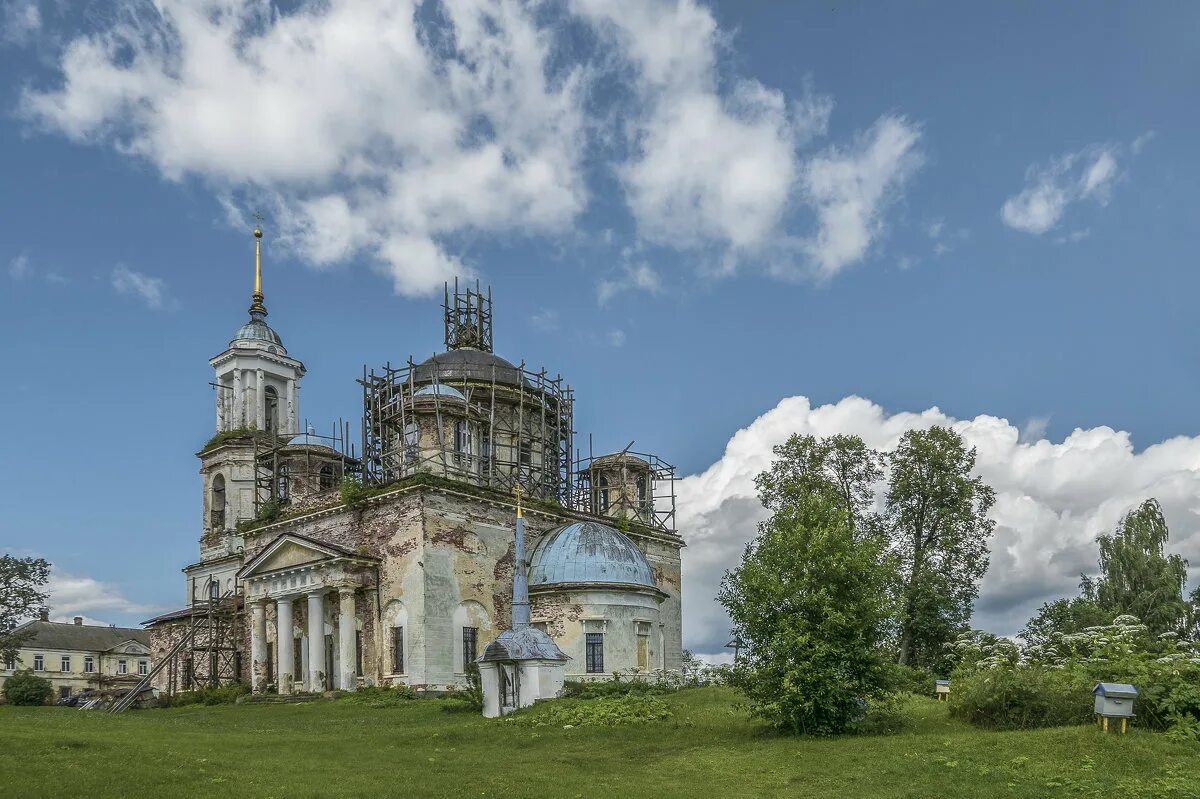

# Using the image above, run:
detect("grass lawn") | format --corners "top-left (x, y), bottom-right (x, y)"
top-left (0, 688), bottom-right (1196, 798)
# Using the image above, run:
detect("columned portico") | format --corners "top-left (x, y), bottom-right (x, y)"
top-left (307, 590), bottom-right (325, 691)
top-left (276, 596), bottom-right (294, 694)
top-left (236, 532), bottom-right (379, 695)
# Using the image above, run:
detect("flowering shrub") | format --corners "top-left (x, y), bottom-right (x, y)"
top-left (948, 616), bottom-right (1200, 735)
top-left (512, 695), bottom-right (673, 727)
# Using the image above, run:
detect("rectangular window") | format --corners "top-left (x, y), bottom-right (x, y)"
top-left (83, 656), bottom-right (94, 673)
top-left (182, 658), bottom-right (193, 689)
top-left (60, 655), bottom-right (71, 672)
top-left (266, 642), bottom-right (274, 683)
top-left (355, 631), bottom-right (363, 677)
top-left (293, 638), bottom-right (303, 680)
top-left (585, 633), bottom-right (604, 674)
top-left (392, 626), bottom-right (404, 674)
top-left (59, 686), bottom-right (70, 700)
top-left (118, 659), bottom-right (128, 675)
top-left (462, 627), bottom-right (478, 671)
top-left (139, 660), bottom-right (148, 676)
top-left (33, 654), bottom-right (44, 671)
top-left (3, 655), bottom-right (14, 670)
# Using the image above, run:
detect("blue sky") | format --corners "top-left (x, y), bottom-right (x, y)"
top-left (1, 0), bottom-right (1198, 654)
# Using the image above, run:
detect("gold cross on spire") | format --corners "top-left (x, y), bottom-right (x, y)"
top-left (249, 212), bottom-right (267, 318)
top-left (513, 486), bottom-right (523, 518)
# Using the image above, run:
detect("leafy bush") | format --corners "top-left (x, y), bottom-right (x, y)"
top-left (949, 665), bottom-right (1093, 730)
top-left (560, 674), bottom-right (673, 700)
top-left (3, 670), bottom-right (52, 706)
top-left (172, 682), bottom-right (249, 706)
top-left (341, 685), bottom-right (417, 707)
top-left (852, 692), bottom-right (913, 736)
top-left (887, 664), bottom-right (937, 697)
top-left (948, 616), bottom-right (1200, 734)
top-left (512, 695), bottom-right (672, 727)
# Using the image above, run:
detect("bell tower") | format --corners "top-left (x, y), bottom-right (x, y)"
top-left (200, 224), bottom-right (306, 549)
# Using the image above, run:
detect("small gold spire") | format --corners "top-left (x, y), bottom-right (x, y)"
top-left (249, 214), bottom-right (267, 319)
top-left (513, 486), bottom-right (523, 518)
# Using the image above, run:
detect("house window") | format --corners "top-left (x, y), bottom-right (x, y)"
top-left (83, 656), bottom-right (94, 673)
top-left (355, 631), bottom-right (363, 677)
top-left (266, 643), bottom-right (274, 683)
top-left (480, 435), bottom-right (492, 475)
top-left (182, 658), bottom-right (194, 689)
top-left (118, 659), bottom-right (128, 675)
top-left (3, 655), bottom-right (14, 670)
top-left (60, 656), bottom-right (71, 672)
top-left (33, 655), bottom-right (44, 671)
top-left (264, 386), bottom-right (279, 433)
top-left (293, 638), bottom-right (303, 679)
top-left (211, 475), bottom-right (226, 530)
top-left (392, 626), bottom-right (404, 674)
top-left (319, 463), bottom-right (336, 491)
top-left (138, 660), bottom-right (148, 676)
top-left (597, 474), bottom-right (610, 513)
top-left (462, 627), bottom-right (478, 671)
top-left (585, 633), bottom-right (604, 674)
top-left (637, 475), bottom-right (650, 512)
top-left (59, 686), bottom-right (70, 700)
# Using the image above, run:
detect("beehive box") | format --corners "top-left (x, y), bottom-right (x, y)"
top-left (1093, 682), bottom-right (1137, 718)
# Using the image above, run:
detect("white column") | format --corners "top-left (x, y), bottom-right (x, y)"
top-left (232, 370), bottom-right (243, 428)
top-left (255, 369), bottom-right (266, 430)
top-left (337, 588), bottom-right (357, 691)
top-left (287, 379), bottom-right (298, 435)
top-left (250, 600), bottom-right (267, 693)
top-left (307, 591), bottom-right (325, 692)
top-left (276, 597), bottom-right (294, 695)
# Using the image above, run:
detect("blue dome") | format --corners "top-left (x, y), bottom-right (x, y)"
top-left (231, 319), bottom-right (285, 349)
top-left (529, 521), bottom-right (657, 589)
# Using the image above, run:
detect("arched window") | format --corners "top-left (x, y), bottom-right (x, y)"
top-left (454, 420), bottom-right (472, 455)
top-left (403, 422), bottom-right (420, 464)
top-left (276, 463), bottom-right (290, 502)
top-left (210, 475), bottom-right (226, 530)
top-left (264, 386), bottom-right (279, 433)
top-left (597, 473), bottom-right (610, 514)
top-left (636, 474), bottom-right (649, 511)
top-left (319, 463), bottom-right (336, 491)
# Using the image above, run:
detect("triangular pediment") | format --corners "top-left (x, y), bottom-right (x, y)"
top-left (238, 534), bottom-right (350, 579)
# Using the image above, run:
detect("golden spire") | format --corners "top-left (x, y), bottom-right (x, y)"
top-left (513, 486), bottom-right (523, 518)
top-left (249, 214), bottom-right (267, 320)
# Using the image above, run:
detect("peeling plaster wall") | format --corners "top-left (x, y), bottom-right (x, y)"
top-left (532, 588), bottom-right (663, 678)
top-left (232, 484), bottom-right (684, 691)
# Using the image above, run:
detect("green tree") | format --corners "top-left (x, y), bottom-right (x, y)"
top-left (718, 488), bottom-right (893, 735)
top-left (0, 555), bottom-right (50, 665)
top-left (1093, 499), bottom-right (1189, 636)
top-left (2, 669), bottom-right (52, 706)
top-left (1019, 594), bottom-right (1111, 648)
top-left (886, 427), bottom-right (995, 669)
top-left (755, 433), bottom-right (884, 538)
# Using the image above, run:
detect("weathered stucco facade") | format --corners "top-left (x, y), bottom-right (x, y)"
top-left (146, 250), bottom-right (684, 696)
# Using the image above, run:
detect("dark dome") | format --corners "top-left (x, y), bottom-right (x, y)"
top-left (413, 348), bottom-right (524, 386)
top-left (231, 318), bottom-right (285, 349)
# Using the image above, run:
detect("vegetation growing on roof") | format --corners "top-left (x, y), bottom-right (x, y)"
top-left (200, 426), bottom-right (279, 453)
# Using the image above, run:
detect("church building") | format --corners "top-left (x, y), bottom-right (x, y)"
top-left (145, 228), bottom-right (685, 695)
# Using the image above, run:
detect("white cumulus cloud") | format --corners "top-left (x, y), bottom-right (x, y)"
top-left (678, 394), bottom-right (1200, 656)
top-left (24, 0), bottom-right (922, 293)
top-left (45, 567), bottom-right (160, 626)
